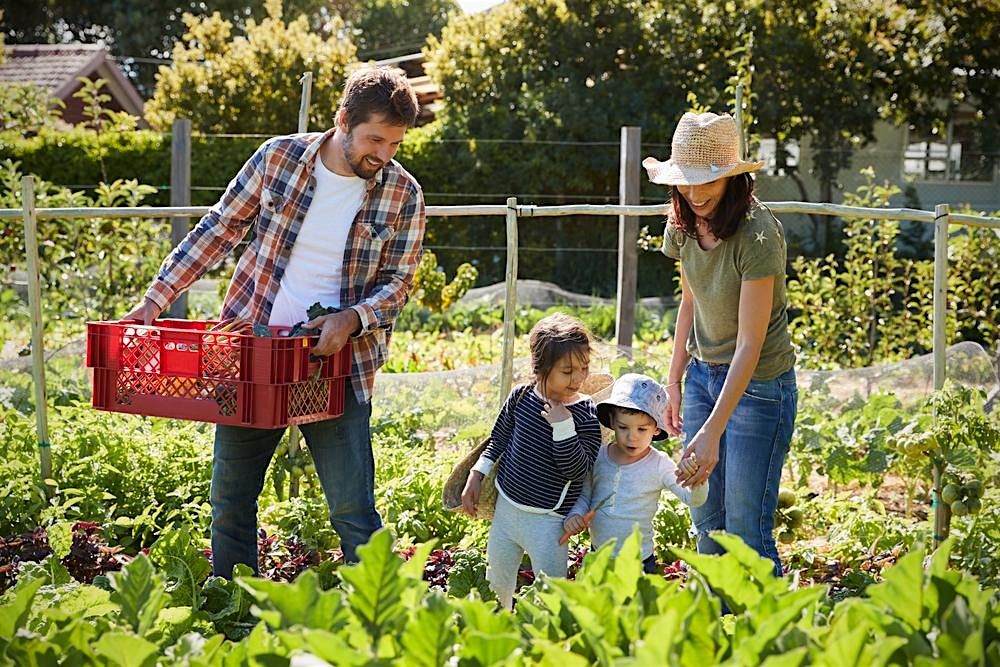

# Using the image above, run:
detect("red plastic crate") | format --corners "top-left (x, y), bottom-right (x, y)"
top-left (86, 319), bottom-right (352, 428)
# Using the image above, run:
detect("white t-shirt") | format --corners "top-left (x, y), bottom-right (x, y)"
top-left (268, 158), bottom-right (366, 327)
top-left (570, 444), bottom-right (709, 559)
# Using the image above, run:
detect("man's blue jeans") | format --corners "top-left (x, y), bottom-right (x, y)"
top-left (210, 388), bottom-right (381, 577)
top-left (683, 359), bottom-right (798, 577)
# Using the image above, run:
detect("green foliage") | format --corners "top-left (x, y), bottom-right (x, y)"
top-left (787, 170), bottom-right (1000, 368)
top-left (0, 83), bottom-right (61, 136)
top-left (0, 160), bottom-right (162, 322)
top-left (354, 0), bottom-right (459, 60)
top-left (145, 0), bottom-right (356, 134)
top-left (411, 248), bottom-right (477, 312)
top-left (787, 170), bottom-right (934, 368)
top-left (445, 548), bottom-right (492, 600)
top-left (0, 404), bottom-right (213, 544)
top-left (72, 77), bottom-right (140, 183)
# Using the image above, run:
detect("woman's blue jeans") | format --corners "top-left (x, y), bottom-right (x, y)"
top-left (683, 359), bottom-right (798, 577)
top-left (209, 388), bottom-right (381, 577)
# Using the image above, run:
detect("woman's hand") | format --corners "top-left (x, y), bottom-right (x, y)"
top-left (677, 426), bottom-right (721, 488)
top-left (461, 470), bottom-right (484, 516)
top-left (664, 382), bottom-right (683, 436)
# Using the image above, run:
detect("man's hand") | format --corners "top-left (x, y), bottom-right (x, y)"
top-left (461, 470), bottom-right (484, 516)
top-left (122, 298), bottom-right (162, 325)
top-left (305, 309), bottom-right (361, 356)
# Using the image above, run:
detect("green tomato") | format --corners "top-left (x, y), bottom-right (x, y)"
top-left (963, 480), bottom-right (983, 499)
top-left (778, 531), bottom-right (795, 544)
top-left (966, 498), bottom-right (982, 514)
top-left (778, 489), bottom-right (796, 509)
top-left (941, 484), bottom-right (960, 505)
top-left (787, 508), bottom-right (804, 530)
top-left (950, 500), bottom-right (969, 517)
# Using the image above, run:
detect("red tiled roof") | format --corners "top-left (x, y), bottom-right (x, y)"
top-left (0, 43), bottom-right (143, 115)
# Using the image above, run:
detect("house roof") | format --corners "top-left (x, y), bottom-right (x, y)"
top-left (0, 43), bottom-right (144, 116)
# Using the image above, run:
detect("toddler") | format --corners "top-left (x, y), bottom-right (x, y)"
top-left (563, 373), bottom-right (708, 573)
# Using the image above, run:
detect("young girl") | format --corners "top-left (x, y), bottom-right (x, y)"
top-left (643, 111), bottom-right (798, 577)
top-left (461, 312), bottom-right (602, 609)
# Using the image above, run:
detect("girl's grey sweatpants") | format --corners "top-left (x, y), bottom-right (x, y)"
top-left (486, 493), bottom-right (568, 609)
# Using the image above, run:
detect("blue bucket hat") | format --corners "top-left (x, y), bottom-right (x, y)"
top-left (595, 373), bottom-right (669, 440)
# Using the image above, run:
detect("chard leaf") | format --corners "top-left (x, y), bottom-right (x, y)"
top-left (93, 632), bottom-right (158, 667)
top-left (399, 591), bottom-right (458, 667)
top-left (340, 529), bottom-right (408, 639)
top-left (238, 569), bottom-right (349, 631)
top-left (108, 554), bottom-right (168, 635)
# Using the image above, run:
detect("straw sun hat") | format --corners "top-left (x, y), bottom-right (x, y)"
top-left (642, 111), bottom-right (764, 186)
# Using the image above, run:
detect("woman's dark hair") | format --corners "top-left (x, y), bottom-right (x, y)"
top-left (341, 66), bottom-right (419, 129)
top-left (669, 172), bottom-right (755, 241)
top-left (529, 312), bottom-right (593, 389)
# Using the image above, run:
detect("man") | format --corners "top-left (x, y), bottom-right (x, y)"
top-left (125, 66), bottom-right (424, 577)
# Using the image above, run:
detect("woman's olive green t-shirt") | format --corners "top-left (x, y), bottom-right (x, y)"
top-left (662, 206), bottom-right (796, 380)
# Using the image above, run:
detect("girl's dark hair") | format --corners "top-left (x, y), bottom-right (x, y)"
top-left (669, 172), bottom-right (755, 241)
top-left (529, 312), bottom-right (593, 388)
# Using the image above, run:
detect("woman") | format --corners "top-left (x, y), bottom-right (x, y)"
top-left (643, 111), bottom-right (797, 577)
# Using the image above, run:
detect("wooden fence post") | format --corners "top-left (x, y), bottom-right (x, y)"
top-left (169, 118), bottom-right (191, 318)
top-left (288, 72), bottom-right (313, 499)
top-left (500, 197), bottom-right (519, 403)
top-left (21, 176), bottom-right (52, 497)
top-left (931, 202), bottom-right (951, 546)
top-left (616, 127), bottom-right (641, 350)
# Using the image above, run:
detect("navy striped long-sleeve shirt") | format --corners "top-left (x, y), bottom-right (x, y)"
top-left (479, 384), bottom-right (601, 515)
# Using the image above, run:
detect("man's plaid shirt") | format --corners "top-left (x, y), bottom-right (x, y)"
top-left (145, 129), bottom-right (425, 404)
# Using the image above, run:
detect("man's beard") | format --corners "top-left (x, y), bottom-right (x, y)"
top-left (342, 132), bottom-right (383, 179)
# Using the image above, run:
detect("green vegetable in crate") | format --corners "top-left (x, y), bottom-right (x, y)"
top-left (209, 318), bottom-right (272, 337)
top-left (289, 302), bottom-right (342, 337)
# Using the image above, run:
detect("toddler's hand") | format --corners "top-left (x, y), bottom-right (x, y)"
top-left (461, 471), bottom-right (483, 516)
top-left (563, 513), bottom-right (588, 535)
top-left (677, 456), bottom-right (698, 481)
top-left (541, 399), bottom-right (571, 424)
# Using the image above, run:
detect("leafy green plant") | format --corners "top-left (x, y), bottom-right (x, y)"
top-left (412, 249), bottom-right (478, 313)
top-left (0, 160), bottom-right (160, 321)
top-left (787, 169), bottom-right (935, 369)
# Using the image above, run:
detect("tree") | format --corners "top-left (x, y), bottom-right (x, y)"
top-left (0, 22), bottom-right (62, 135)
top-left (0, 1), bottom-right (340, 97)
top-left (0, 0), bottom-right (456, 96)
top-left (354, 0), bottom-right (460, 60)
top-left (880, 0), bottom-right (1000, 180)
top-left (144, 0), bottom-right (356, 134)
top-left (421, 0), bottom-right (684, 294)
